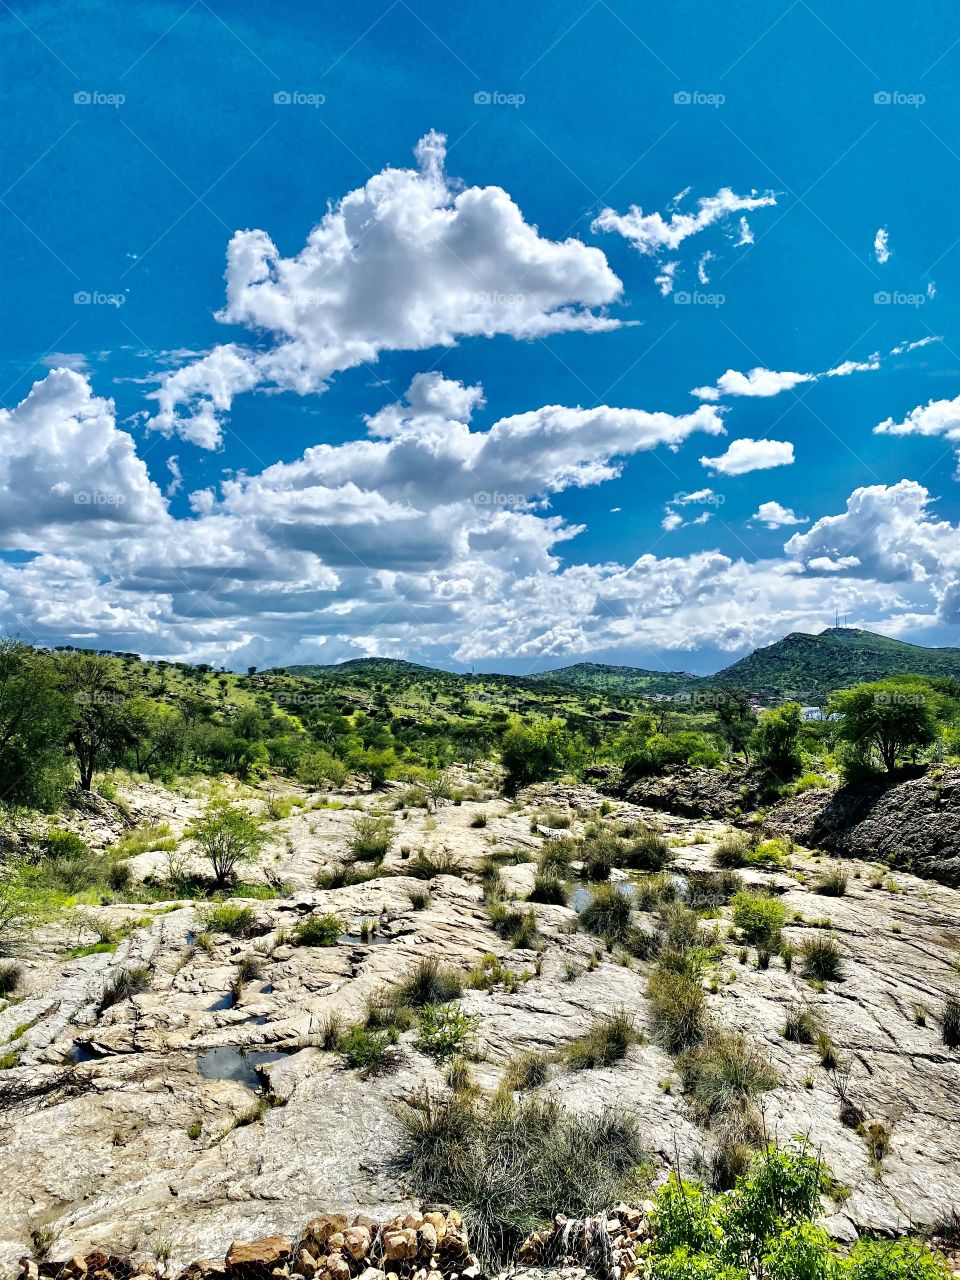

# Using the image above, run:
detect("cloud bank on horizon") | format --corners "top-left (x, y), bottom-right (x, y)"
top-left (4, 131), bottom-right (959, 671)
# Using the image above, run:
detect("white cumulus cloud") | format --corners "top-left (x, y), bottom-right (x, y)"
top-left (752, 501), bottom-right (808, 528)
top-left (874, 227), bottom-right (890, 264)
top-left (700, 438), bottom-right (795, 476)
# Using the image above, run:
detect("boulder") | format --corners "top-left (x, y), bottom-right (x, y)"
top-left (224, 1237), bottom-right (291, 1278)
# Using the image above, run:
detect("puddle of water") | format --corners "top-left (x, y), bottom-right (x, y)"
top-left (571, 880), bottom-right (638, 912)
top-left (70, 1041), bottom-right (108, 1063)
top-left (261, 983), bottom-right (274, 995)
top-left (209, 993), bottom-right (235, 1011)
top-left (196, 1046), bottom-right (287, 1090)
top-left (185, 931), bottom-right (196, 945)
top-left (346, 932), bottom-right (392, 948)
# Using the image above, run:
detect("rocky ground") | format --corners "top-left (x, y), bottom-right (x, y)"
top-left (2, 774), bottom-right (960, 1277)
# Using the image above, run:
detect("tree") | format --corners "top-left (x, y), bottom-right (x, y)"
top-left (752, 702), bottom-right (804, 780)
top-left (500, 720), bottom-right (566, 793)
top-left (0, 639), bottom-right (71, 808)
top-left (120, 697), bottom-right (185, 776)
top-left (711, 687), bottom-right (757, 763)
top-left (830, 679), bottom-right (940, 774)
top-left (187, 799), bottom-right (266, 887)
top-left (57, 652), bottom-right (128, 790)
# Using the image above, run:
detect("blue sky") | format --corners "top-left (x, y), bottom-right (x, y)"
top-left (2, 0), bottom-right (960, 673)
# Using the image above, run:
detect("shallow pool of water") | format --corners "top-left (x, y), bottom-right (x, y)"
top-left (195, 1046), bottom-right (287, 1090)
top-left (570, 880), bottom-right (638, 912)
top-left (70, 1041), bottom-right (109, 1064)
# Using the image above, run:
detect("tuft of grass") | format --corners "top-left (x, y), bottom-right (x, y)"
top-left (407, 850), bottom-right (458, 879)
top-left (415, 1004), bottom-right (479, 1062)
top-left (408, 887), bottom-right (431, 910)
top-left (293, 913), bottom-right (343, 947)
top-left (800, 935), bottom-right (845, 982)
top-left (564, 1010), bottom-right (637, 1070)
top-left (186, 1120), bottom-right (203, 1140)
top-left (625, 827), bottom-right (673, 872)
top-left (678, 1030), bottom-right (778, 1124)
top-left (339, 1025), bottom-right (398, 1073)
top-left (816, 865), bottom-right (849, 897)
top-left (527, 873), bottom-right (567, 906)
top-left (940, 995), bottom-right (960, 1048)
top-left (489, 904), bottom-right (539, 950)
top-left (204, 903), bottom-right (257, 938)
top-left (470, 814), bottom-right (489, 828)
top-left (98, 965), bottom-right (151, 1012)
top-left (0, 962), bottom-right (23, 996)
top-left (315, 1011), bottom-right (344, 1050)
top-left (538, 838), bottom-right (575, 876)
top-left (348, 813), bottom-right (394, 862)
top-left (397, 1090), bottom-right (650, 1268)
top-left (579, 883), bottom-right (632, 943)
top-left (783, 1004), bottom-right (821, 1045)
top-left (109, 823), bottom-right (176, 858)
top-left (712, 832), bottom-right (753, 868)
top-left (396, 956), bottom-right (463, 1006)
top-left (502, 1050), bottom-right (549, 1091)
top-left (648, 968), bottom-right (707, 1053)
top-left (316, 862), bottom-right (380, 890)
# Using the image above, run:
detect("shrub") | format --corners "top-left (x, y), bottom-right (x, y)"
top-left (396, 956), bottom-right (463, 1007)
top-left (678, 1031), bottom-right (778, 1124)
top-left (204, 903), bottom-right (256, 937)
top-left (847, 1238), bottom-right (950, 1280)
top-left (415, 1004), bottom-right (479, 1062)
top-left (339, 1025), bottom-right (398, 1073)
top-left (731, 892), bottom-right (787, 948)
top-left (761, 1221), bottom-right (837, 1280)
top-left (397, 1091), bottom-right (649, 1266)
top-left (528, 873), bottom-right (567, 905)
top-left (648, 968), bottom-right (707, 1053)
top-left (294, 913), bottom-right (343, 947)
top-left (0, 961), bottom-right (22, 996)
top-left (940, 996), bottom-right (960, 1048)
top-left (187, 800), bottom-right (265, 887)
top-left (800, 936), bottom-right (844, 982)
top-left (816, 866), bottom-right (849, 897)
top-left (579, 883), bottom-right (632, 943)
top-left (502, 1050), bottom-right (549, 1091)
top-left (564, 1010), bottom-right (637, 1070)
top-left (349, 813), bottom-right (394, 861)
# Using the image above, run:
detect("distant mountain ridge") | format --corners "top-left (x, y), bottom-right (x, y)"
top-left (279, 628), bottom-right (960, 701)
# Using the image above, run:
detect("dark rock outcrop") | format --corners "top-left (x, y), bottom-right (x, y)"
top-left (766, 767), bottom-right (960, 884)
top-left (623, 766), bottom-right (758, 819)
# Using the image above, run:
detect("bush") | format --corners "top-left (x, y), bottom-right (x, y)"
top-left (349, 813), bottom-right (394, 861)
top-left (528, 873), bottom-right (567, 905)
top-left (396, 956), bottom-right (463, 1006)
top-left (415, 1004), bottom-right (479, 1062)
top-left (502, 1050), bottom-right (549, 1091)
top-left (731, 892), bottom-right (787, 948)
top-left (847, 1238), bottom-right (950, 1280)
top-left (564, 1010), bottom-right (637, 1070)
top-left (648, 967), bottom-right (707, 1053)
top-left (204, 903), bottom-right (256, 937)
top-left (800, 936), bottom-right (844, 982)
top-left (397, 1091), bottom-right (649, 1266)
top-left (816, 866), bottom-right (848, 897)
top-left (188, 800), bottom-right (266, 887)
top-left (579, 883), bottom-right (632, 943)
top-left (940, 996), bottom-right (960, 1048)
top-left (678, 1031), bottom-right (778, 1124)
top-left (294, 913), bottom-right (343, 947)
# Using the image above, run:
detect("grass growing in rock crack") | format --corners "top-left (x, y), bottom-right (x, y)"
top-left (537, 838), bottom-right (575, 876)
top-left (396, 956), bottom-right (463, 1006)
top-left (578, 883), bottom-right (632, 943)
top-left (407, 850), bottom-right (458, 879)
top-left (348, 814), bottom-right (394, 861)
top-left (488, 904), bottom-right (539, 949)
top-left (397, 1090), bottom-right (650, 1267)
top-left (415, 1004), bottom-right (479, 1062)
top-left (648, 967), bottom-right (707, 1053)
top-left (527, 873), bottom-right (567, 906)
top-left (816, 865), bottom-right (849, 896)
top-left (731, 891), bottom-right (787, 948)
top-left (339, 1025), bottom-right (399, 1073)
top-left (0, 962), bottom-right (22, 996)
top-left (203, 903), bottom-right (257, 938)
top-left (293, 913), bottom-right (343, 947)
top-left (98, 965), bottom-right (151, 1012)
top-left (800, 935), bottom-right (845, 982)
top-left (501, 1049), bottom-right (549, 1091)
top-left (563, 1010), bottom-right (638, 1070)
top-left (783, 1003), bottom-right (822, 1045)
top-left (678, 1030), bottom-right (778, 1126)
top-left (624, 827), bottom-right (673, 872)
top-left (940, 996), bottom-right (960, 1048)
top-left (408, 887), bottom-right (431, 910)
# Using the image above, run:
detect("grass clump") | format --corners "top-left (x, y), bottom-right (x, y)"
top-left (0, 962), bottom-right (23, 996)
top-left (502, 1050), bottom-right (549, 1091)
top-left (339, 1025), bottom-right (398, 1073)
top-left (712, 832), bottom-right (753, 868)
top-left (625, 827), bottom-right (673, 872)
top-left (98, 965), bottom-right (151, 1012)
top-left (315, 863), bottom-right (379, 890)
top-left (537, 838), bottom-right (575, 876)
top-left (109, 823), bottom-right (176, 857)
top-left (396, 956), bottom-right (463, 1006)
top-left (489, 904), bottom-right (539, 949)
top-left (940, 996), bottom-right (960, 1048)
top-left (800, 935), bottom-right (845, 982)
top-left (678, 1030), bottom-right (778, 1125)
top-left (731, 891), bottom-right (787, 948)
top-left (203, 903), bottom-right (257, 938)
top-left (407, 850), bottom-right (458, 879)
top-left (348, 813), bottom-right (394, 861)
top-left (293, 913), bottom-right (343, 947)
top-left (648, 967), bottom-right (707, 1053)
top-left (783, 1004), bottom-right (822, 1045)
top-left (408, 887), bottom-right (431, 910)
top-left (564, 1010), bottom-right (637, 1070)
top-left (527, 873), bottom-right (567, 906)
top-left (397, 1090), bottom-right (650, 1267)
top-left (816, 865), bottom-right (849, 897)
top-left (579, 883), bottom-right (632, 943)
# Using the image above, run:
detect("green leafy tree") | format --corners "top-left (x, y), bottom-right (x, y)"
top-left (0, 639), bottom-right (71, 808)
top-left (711, 688), bottom-right (757, 763)
top-left (187, 799), bottom-right (266, 887)
top-left (120, 697), bottom-right (185, 776)
top-left (58, 652), bottom-right (129, 790)
top-left (829, 679), bottom-right (940, 774)
top-left (500, 720), bottom-right (566, 793)
top-left (752, 702), bottom-right (804, 780)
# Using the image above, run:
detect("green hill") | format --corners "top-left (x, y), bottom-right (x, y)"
top-left (282, 657), bottom-right (443, 681)
top-left (531, 662), bottom-right (702, 696)
top-left (713, 627), bottom-right (960, 700)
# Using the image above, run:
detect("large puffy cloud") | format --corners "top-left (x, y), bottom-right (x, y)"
top-left (700, 438), bottom-right (794, 476)
top-left (785, 481), bottom-right (960, 591)
top-left (147, 131), bottom-right (624, 449)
